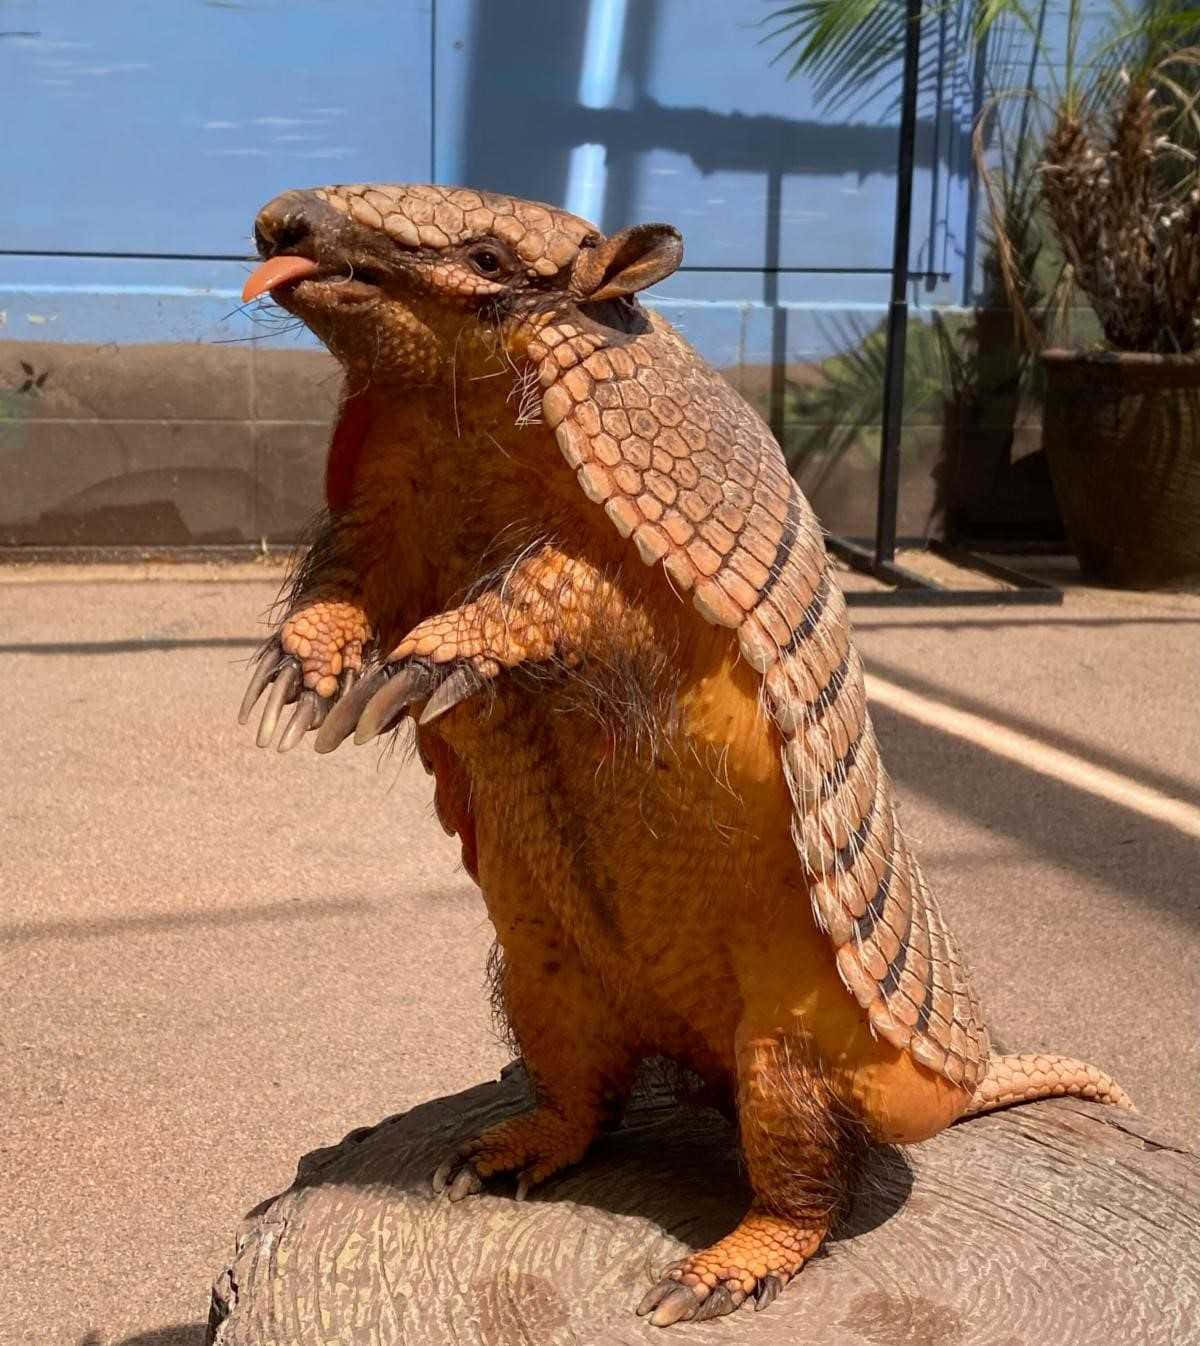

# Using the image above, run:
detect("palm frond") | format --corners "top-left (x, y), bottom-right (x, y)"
top-left (762, 0), bottom-right (970, 114)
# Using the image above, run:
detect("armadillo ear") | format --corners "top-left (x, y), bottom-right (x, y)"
top-left (572, 223), bottom-right (683, 303)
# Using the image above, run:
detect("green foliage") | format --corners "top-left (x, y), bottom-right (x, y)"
top-left (784, 314), bottom-right (954, 474)
top-left (764, 0), bottom-right (1200, 352)
top-left (762, 0), bottom-right (1030, 115)
top-left (763, 1), bottom-right (1200, 116)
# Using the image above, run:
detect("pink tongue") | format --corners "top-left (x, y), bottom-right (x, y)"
top-left (242, 254), bottom-right (321, 302)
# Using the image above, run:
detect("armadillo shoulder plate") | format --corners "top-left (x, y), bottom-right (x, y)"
top-left (533, 309), bottom-right (990, 1091)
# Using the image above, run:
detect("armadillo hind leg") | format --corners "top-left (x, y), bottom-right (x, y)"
top-left (434, 853), bottom-right (639, 1203)
top-left (635, 1029), bottom-right (863, 1326)
top-left (964, 1053), bottom-right (1135, 1118)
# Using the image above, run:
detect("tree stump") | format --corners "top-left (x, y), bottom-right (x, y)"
top-left (209, 1063), bottom-right (1200, 1345)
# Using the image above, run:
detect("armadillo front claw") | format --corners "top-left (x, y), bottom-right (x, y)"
top-left (418, 665), bottom-right (484, 727)
top-left (276, 687), bottom-right (334, 753)
top-left (317, 655), bottom-right (493, 752)
top-left (241, 641), bottom-right (367, 751)
top-left (313, 667), bottom-right (387, 754)
top-left (353, 659), bottom-right (441, 745)
top-left (248, 654), bottom-right (302, 747)
top-left (238, 644), bottom-right (286, 724)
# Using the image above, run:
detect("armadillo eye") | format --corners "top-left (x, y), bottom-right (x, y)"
top-left (468, 247), bottom-right (502, 276)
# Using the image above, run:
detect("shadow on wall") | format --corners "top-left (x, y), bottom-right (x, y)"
top-left (458, 0), bottom-right (959, 237)
top-left (456, 0), bottom-right (968, 539)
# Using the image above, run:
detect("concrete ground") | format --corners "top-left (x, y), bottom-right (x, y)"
top-left (2, 561), bottom-right (1198, 1346)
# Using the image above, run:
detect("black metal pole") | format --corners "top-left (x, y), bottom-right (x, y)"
top-left (874, 0), bottom-right (923, 567)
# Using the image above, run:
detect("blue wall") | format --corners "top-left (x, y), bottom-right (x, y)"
top-left (2, 0), bottom-right (1027, 548)
top-left (0, 0), bottom-right (976, 357)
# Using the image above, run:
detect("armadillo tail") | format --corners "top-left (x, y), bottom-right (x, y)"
top-left (963, 1052), bottom-right (1135, 1118)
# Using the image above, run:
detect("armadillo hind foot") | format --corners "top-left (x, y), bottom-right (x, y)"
top-left (432, 1104), bottom-right (605, 1201)
top-left (636, 1209), bottom-right (825, 1326)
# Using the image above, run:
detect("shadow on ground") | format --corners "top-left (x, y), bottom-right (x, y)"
top-left (80, 1327), bottom-right (206, 1346)
top-left (871, 703), bottom-right (1200, 931)
top-left (251, 1064), bottom-right (911, 1250)
top-left (868, 652), bottom-right (1200, 811)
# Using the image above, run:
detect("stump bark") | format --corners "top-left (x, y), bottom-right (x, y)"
top-left (209, 1064), bottom-right (1200, 1345)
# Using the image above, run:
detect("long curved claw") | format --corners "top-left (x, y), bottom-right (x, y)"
top-left (238, 646), bottom-right (284, 724)
top-left (277, 690), bottom-right (326, 753)
top-left (256, 659), bottom-right (301, 747)
top-left (310, 694), bottom-right (331, 731)
top-left (354, 662), bottom-right (438, 745)
top-left (639, 1282), bottom-right (701, 1327)
top-left (431, 1153), bottom-right (461, 1195)
top-left (418, 665), bottom-right (483, 728)
top-left (313, 669), bottom-right (386, 754)
top-left (754, 1274), bottom-right (783, 1310)
top-left (447, 1165), bottom-right (483, 1202)
top-left (695, 1285), bottom-right (738, 1321)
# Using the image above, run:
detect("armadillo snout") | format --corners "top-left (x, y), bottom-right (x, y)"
top-left (253, 190), bottom-right (346, 262)
top-left (255, 190), bottom-right (317, 259)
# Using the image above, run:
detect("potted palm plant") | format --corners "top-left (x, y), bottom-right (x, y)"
top-left (1032, 56), bottom-right (1200, 586)
top-left (767, 0), bottom-right (1200, 586)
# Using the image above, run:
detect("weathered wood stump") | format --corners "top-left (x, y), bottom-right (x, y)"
top-left (209, 1064), bottom-right (1200, 1345)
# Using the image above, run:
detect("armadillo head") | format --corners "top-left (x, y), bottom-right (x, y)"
top-left (244, 183), bottom-right (683, 384)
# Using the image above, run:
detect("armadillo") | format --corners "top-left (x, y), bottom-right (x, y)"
top-left (236, 184), bottom-right (1131, 1327)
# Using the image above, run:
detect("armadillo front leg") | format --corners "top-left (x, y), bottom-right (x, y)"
top-left (239, 514), bottom-right (372, 751)
top-left (638, 1029), bottom-right (861, 1326)
top-left (315, 543), bottom-right (608, 753)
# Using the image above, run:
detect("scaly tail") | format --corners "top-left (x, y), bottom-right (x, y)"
top-left (963, 1052), bottom-right (1134, 1118)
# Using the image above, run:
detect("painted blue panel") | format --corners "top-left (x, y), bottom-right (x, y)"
top-left (654, 269), bottom-right (891, 307)
top-left (0, 255), bottom-right (319, 346)
top-left (2, 0), bottom-right (1094, 353)
top-left (438, 0), bottom-right (966, 278)
top-left (1, 0), bottom-right (432, 257)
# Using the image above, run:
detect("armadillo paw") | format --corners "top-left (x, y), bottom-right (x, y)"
top-left (241, 643), bottom-right (364, 752)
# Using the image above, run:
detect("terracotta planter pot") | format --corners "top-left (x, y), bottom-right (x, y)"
top-left (1042, 349), bottom-right (1200, 587)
